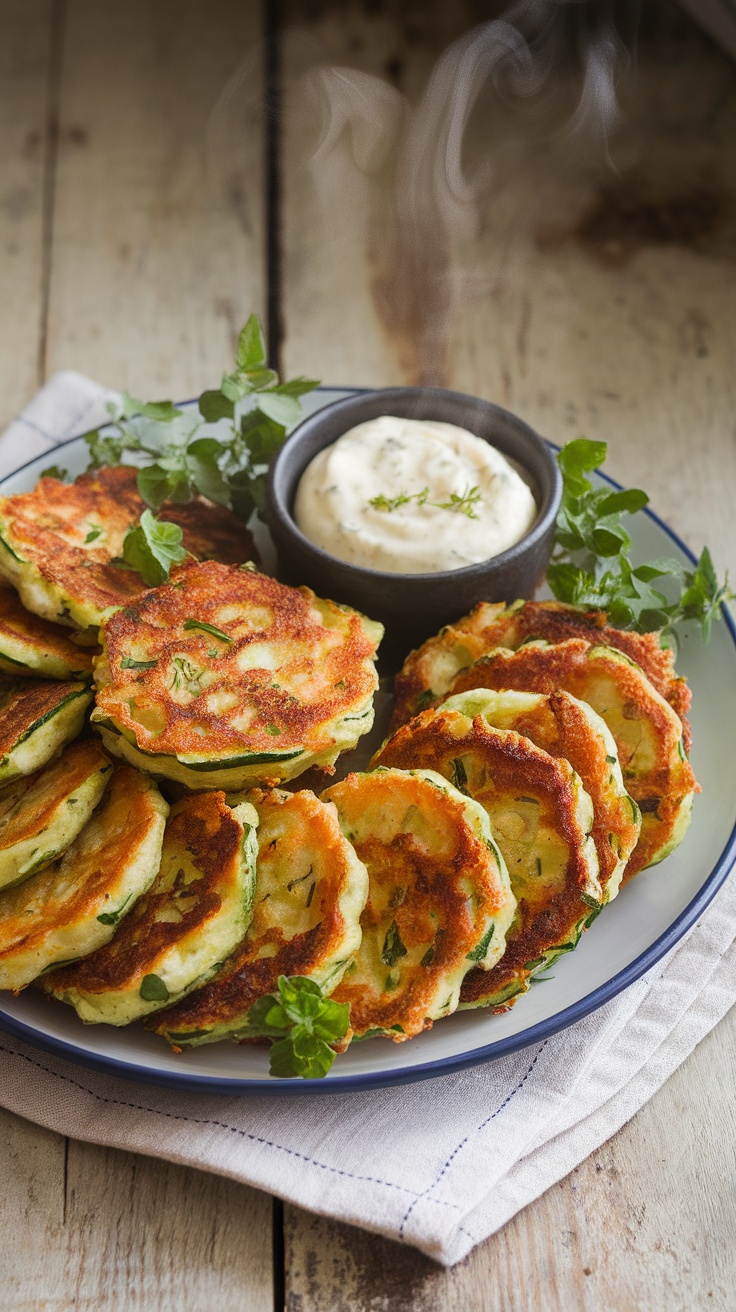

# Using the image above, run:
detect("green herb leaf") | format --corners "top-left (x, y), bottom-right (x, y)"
top-left (381, 921), bottom-right (408, 968)
top-left (182, 618), bottom-right (232, 642)
top-left (120, 655), bottom-right (158, 670)
top-left (236, 313), bottom-right (267, 371)
top-left (198, 389), bottom-right (235, 423)
top-left (256, 391), bottom-right (302, 428)
top-left (139, 973), bottom-right (171, 1002)
top-left (450, 757), bottom-right (468, 793)
top-left (122, 394), bottom-right (181, 422)
top-left (122, 509), bottom-right (188, 587)
top-left (40, 465), bottom-right (68, 481)
top-left (549, 439), bottom-right (734, 643)
top-left (83, 313), bottom-right (319, 539)
top-left (466, 922), bottom-right (495, 962)
top-left (243, 975), bottom-right (350, 1079)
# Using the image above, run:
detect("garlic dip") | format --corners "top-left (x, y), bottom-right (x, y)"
top-left (293, 416), bottom-right (538, 574)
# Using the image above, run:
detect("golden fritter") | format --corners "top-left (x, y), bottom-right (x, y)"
top-left (0, 465), bottom-right (258, 632)
top-left (451, 639), bottom-right (698, 877)
top-left (92, 561), bottom-right (383, 790)
top-left (0, 739), bottom-right (112, 891)
top-left (392, 600), bottom-right (692, 748)
top-left (44, 791), bottom-right (258, 1025)
top-left (0, 764), bottom-right (168, 991)
top-left (325, 768), bottom-right (516, 1039)
top-left (0, 679), bottom-right (91, 786)
top-left (150, 786), bottom-right (368, 1049)
top-left (0, 577), bottom-right (95, 679)
top-left (441, 687), bottom-right (641, 902)
top-left (373, 707), bottom-right (601, 1012)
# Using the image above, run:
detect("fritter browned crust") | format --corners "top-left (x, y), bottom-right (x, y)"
top-left (149, 788), bottom-right (364, 1040)
top-left (93, 561), bottom-right (381, 768)
top-left (0, 764), bottom-right (166, 988)
top-left (0, 466), bottom-right (258, 629)
top-left (0, 679), bottom-right (89, 761)
top-left (0, 739), bottom-right (110, 852)
top-left (451, 639), bottom-right (698, 878)
top-left (373, 709), bottom-right (599, 1011)
top-left (392, 600), bottom-right (692, 749)
top-left (326, 769), bottom-right (512, 1038)
top-left (0, 578), bottom-right (95, 677)
top-left (449, 688), bottom-right (641, 900)
top-left (45, 791), bottom-right (245, 995)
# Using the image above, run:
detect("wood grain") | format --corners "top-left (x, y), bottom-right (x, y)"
top-left (0, 2), bottom-right (735, 1309)
top-left (0, 0), bottom-right (54, 430)
top-left (44, 0), bottom-right (267, 399)
top-left (279, 2), bottom-right (736, 1306)
top-left (0, 1105), bottom-right (274, 1311)
top-left (284, 1006), bottom-right (736, 1311)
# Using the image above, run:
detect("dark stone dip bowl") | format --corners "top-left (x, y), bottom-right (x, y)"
top-left (266, 387), bottom-right (562, 668)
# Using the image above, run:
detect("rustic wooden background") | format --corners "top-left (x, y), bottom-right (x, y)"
top-left (1, 1), bottom-right (735, 1307)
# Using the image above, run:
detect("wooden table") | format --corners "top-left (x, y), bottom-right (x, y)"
top-left (1, 2), bottom-right (735, 1307)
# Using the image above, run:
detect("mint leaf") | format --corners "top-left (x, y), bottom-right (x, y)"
top-left (137, 463), bottom-right (188, 510)
top-left (40, 464), bottom-right (68, 481)
top-left (198, 389), bottom-right (235, 423)
top-left (243, 975), bottom-right (350, 1079)
top-left (122, 394), bottom-right (180, 422)
top-left (549, 439), bottom-right (733, 643)
top-left (236, 313), bottom-right (267, 371)
top-left (122, 509), bottom-right (188, 586)
top-left (256, 391), bottom-right (302, 428)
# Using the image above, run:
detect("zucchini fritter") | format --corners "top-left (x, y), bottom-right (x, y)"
top-left (392, 599), bottom-right (692, 748)
top-left (325, 768), bottom-right (516, 1040)
top-left (373, 708), bottom-right (601, 1012)
top-left (92, 561), bottom-right (383, 790)
top-left (442, 687), bottom-right (640, 901)
top-left (0, 466), bottom-right (257, 632)
top-left (44, 792), bottom-right (258, 1025)
top-left (0, 578), bottom-right (95, 679)
top-left (451, 639), bottom-right (697, 877)
top-left (0, 739), bottom-right (112, 891)
top-left (150, 787), bottom-right (368, 1049)
top-left (0, 679), bottom-right (91, 786)
top-left (0, 764), bottom-right (167, 991)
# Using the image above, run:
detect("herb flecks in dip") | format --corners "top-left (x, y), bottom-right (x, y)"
top-left (294, 416), bottom-right (538, 574)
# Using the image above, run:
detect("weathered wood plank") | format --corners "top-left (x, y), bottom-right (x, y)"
top-left (284, 1006), bottom-right (736, 1311)
top-left (44, 0), bottom-right (267, 399)
top-left (278, 1), bottom-right (736, 573)
top-left (0, 1106), bottom-right (274, 1312)
top-left (281, 2), bottom-right (736, 1307)
top-left (0, 0), bottom-right (54, 429)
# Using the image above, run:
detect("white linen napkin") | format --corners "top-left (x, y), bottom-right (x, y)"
top-left (0, 373), bottom-right (733, 1266)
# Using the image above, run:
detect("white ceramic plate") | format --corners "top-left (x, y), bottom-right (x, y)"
top-left (1, 388), bottom-right (734, 1093)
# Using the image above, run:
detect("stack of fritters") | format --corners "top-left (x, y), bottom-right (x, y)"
top-left (376, 599), bottom-right (698, 1011)
top-left (0, 466), bottom-right (389, 1047)
top-left (0, 458), bottom-right (699, 1064)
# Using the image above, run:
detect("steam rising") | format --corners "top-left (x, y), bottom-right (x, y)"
top-left (211, 1), bottom-right (633, 383)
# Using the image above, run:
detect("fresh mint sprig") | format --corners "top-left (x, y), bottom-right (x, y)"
top-left (548, 438), bottom-right (734, 641)
top-left (83, 314), bottom-right (318, 582)
top-left (243, 975), bottom-right (350, 1080)
top-left (121, 509), bottom-right (188, 587)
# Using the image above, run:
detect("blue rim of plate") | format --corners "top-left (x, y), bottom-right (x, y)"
top-left (0, 391), bottom-right (734, 1095)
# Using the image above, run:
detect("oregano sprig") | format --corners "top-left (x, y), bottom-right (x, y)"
top-left (83, 314), bottom-right (318, 584)
top-left (548, 438), bottom-right (734, 641)
top-left (242, 975), bottom-right (351, 1080)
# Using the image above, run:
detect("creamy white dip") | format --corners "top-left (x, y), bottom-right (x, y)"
top-left (294, 416), bottom-right (538, 574)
